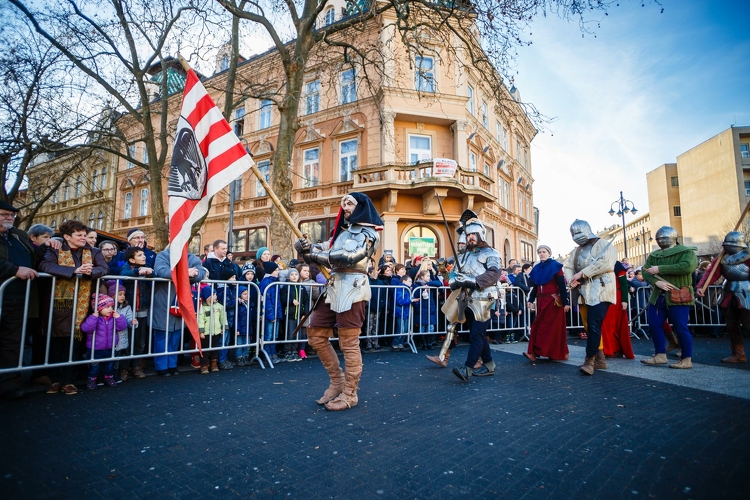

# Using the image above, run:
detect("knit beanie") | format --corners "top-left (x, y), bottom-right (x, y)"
top-left (200, 286), bottom-right (215, 302)
top-left (106, 280), bottom-right (124, 298)
top-left (241, 262), bottom-right (256, 275)
top-left (91, 293), bottom-right (115, 312)
top-left (263, 261), bottom-right (279, 275)
top-left (256, 247), bottom-right (269, 260)
top-left (127, 228), bottom-right (145, 241)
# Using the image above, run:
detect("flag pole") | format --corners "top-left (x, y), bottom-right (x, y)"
top-left (176, 54), bottom-right (329, 279)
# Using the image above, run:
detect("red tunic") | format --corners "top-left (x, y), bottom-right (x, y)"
top-left (601, 269), bottom-right (635, 358)
top-left (527, 270), bottom-right (569, 360)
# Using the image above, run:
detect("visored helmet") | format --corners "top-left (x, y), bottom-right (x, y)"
top-left (463, 217), bottom-right (486, 243)
top-left (722, 231), bottom-right (747, 255)
top-left (655, 226), bottom-right (679, 250)
top-left (570, 219), bottom-right (595, 246)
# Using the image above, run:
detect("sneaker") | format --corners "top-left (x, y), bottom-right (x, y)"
top-left (132, 367), bottom-right (146, 379)
top-left (157, 370), bottom-right (171, 377)
top-left (511, 337), bottom-right (519, 344)
top-left (119, 369), bottom-right (129, 381)
top-left (235, 356), bottom-right (247, 367)
top-left (372, 344), bottom-right (382, 352)
top-left (299, 350), bottom-right (307, 359)
top-left (472, 365), bottom-right (494, 377)
top-left (287, 353), bottom-right (301, 362)
top-left (169, 369), bottom-right (180, 376)
top-left (364, 343), bottom-right (372, 352)
top-left (46, 382), bottom-right (60, 394)
top-left (219, 361), bottom-right (234, 370)
top-left (87, 378), bottom-right (97, 391)
top-left (61, 384), bottom-right (78, 395)
top-left (104, 376), bottom-right (117, 387)
top-left (391, 345), bottom-right (402, 352)
top-left (200, 366), bottom-right (209, 375)
top-left (191, 355), bottom-right (201, 369)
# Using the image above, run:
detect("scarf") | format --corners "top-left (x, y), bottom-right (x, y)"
top-left (529, 258), bottom-right (563, 286)
top-left (54, 247), bottom-right (93, 340)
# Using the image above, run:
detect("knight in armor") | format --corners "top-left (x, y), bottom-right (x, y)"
top-left (641, 226), bottom-right (698, 369)
top-left (564, 219), bottom-right (617, 375)
top-left (697, 231), bottom-right (749, 363)
top-left (294, 193), bottom-right (382, 411)
top-left (442, 213), bottom-right (503, 382)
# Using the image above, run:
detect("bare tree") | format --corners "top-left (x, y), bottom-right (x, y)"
top-left (8, 0), bottom-right (229, 249)
top-left (215, 0), bottom-right (659, 258)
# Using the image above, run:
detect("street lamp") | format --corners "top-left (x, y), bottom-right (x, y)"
top-left (635, 227), bottom-right (653, 265)
top-left (608, 191), bottom-right (637, 259)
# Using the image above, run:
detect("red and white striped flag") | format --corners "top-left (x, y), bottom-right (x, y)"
top-left (168, 67), bottom-right (254, 346)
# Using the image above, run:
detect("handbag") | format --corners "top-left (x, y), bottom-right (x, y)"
top-left (669, 287), bottom-right (693, 304)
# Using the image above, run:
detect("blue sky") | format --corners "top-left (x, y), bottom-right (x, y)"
top-left (514, 0), bottom-right (750, 257)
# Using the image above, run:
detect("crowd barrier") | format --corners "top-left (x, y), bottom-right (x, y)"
top-left (0, 273), bottom-right (725, 375)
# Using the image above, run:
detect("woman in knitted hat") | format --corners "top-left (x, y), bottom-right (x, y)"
top-left (524, 245), bottom-right (570, 362)
top-left (80, 293), bottom-right (127, 390)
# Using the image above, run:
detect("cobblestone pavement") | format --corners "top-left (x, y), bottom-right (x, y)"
top-left (1, 337), bottom-right (749, 499)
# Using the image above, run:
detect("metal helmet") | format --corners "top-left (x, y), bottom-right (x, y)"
top-left (463, 217), bottom-right (486, 243)
top-left (655, 226), bottom-right (679, 249)
top-left (457, 231), bottom-right (467, 254)
top-left (570, 219), bottom-right (595, 246)
top-left (722, 231), bottom-right (748, 255)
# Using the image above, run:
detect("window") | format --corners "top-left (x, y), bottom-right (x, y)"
top-left (89, 213), bottom-right (95, 226)
top-left (340, 139), bottom-right (357, 181)
top-left (220, 55), bottom-right (229, 72)
top-left (671, 176), bottom-right (679, 187)
top-left (75, 176), bottom-right (82, 197)
top-left (745, 181), bottom-right (750, 196)
top-left (256, 160), bottom-right (270, 196)
top-left (124, 192), bottom-right (132, 219)
top-left (516, 140), bottom-right (522, 162)
top-left (140, 188), bottom-right (149, 216)
top-left (409, 135), bottom-right (432, 164)
top-left (341, 68), bottom-right (356, 104)
top-left (232, 229), bottom-right (247, 253)
top-left (415, 55), bottom-right (435, 92)
top-left (741, 144), bottom-right (749, 158)
top-left (51, 220), bottom-right (56, 229)
top-left (325, 7), bottom-right (335, 25)
top-left (302, 148), bottom-right (320, 188)
top-left (142, 144), bottom-right (148, 165)
top-left (503, 180), bottom-right (510, 209)
top-left (92, 170), bottom-right (98, 191)
top-left (63, 181), bottom-right (70, 201)
top-left (299, 218), bottom-right (336, 245)
top-left (233, 176), bottom-right (242, 199)
top-left (527, 197), bottom-right (531, 221)
top-left (673, 205), bottom-right (681, 217)
top-left (467, 85), bottom-right (474, 115)
top-left (305, 80), bottom-right (320, 115)
top-left (481, 101), bottom-right (488, 128)
top-left (518, 190), bottom-right (524, 217)
top-left (234, 107), bottom-right (245, 136)
top-left (496, 122), bottom-right (502, 143)
top-left (100, 168), bottom-right (107, 190)
top-left (52, 190), bottom-right (58, 203)
top-left (502, 128), bottom-right (508, 152)
top-left (97, 212), bottom-right (104, 230)
top-left (127, 145), bottom-right (136, 169)
top-left (247, 227), bottom-right (267, 252)
top-left (483, 162), bottom-right (490, 177)
top-left (524, 149), bottom-right (529, 170)
top-left (469, 151), bottom-right (477, 172)
top-left (259, 100), bottom-right (272, 129)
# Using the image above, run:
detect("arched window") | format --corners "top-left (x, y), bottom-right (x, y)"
top-left (92, 170), bottom-right (98, 191)
top-left (89, 213), bottom-right (95, 226)
top-left (402, 225), bottom-right (439, 262)
top-left (221, 54), bottom-right (229, 71)
top-left (97, 212), bottom-right (104, 230)
top-left (75, 176), bottom-right (82, 197)
top-left (63, 181), bottom-right (70, 201)
top-left (51, 220), bottom-right (56, 229)
top-left (100, 168), bottom-right (107, 190)
top-left (325, 7), bottom-right (335, 25)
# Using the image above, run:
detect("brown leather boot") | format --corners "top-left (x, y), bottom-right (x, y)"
top-left (210, 359), bottom-right (219, 372)
top-left (308, 328), bottom-right (345, 405)
top-left (594, 350), bottom-right (608, 370)
top-left (326, 329), bottom-right (362, 411)
top-left (721, 345), bottom-right (747, 363)
top-left (579, 355), bottom-right (595, 375)
top-left (426, 350), bottom-right (450, 367)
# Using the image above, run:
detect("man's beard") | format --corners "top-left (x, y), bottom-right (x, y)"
top-left (1, 221), bottom-right (13, 231)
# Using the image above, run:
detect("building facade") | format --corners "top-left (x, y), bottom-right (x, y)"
top-left (110, 3), bottom-right (539, 264)
top-left (647, 126), bottom-right (750, 258)
top-left (596, 213), bottom-right (653, 268)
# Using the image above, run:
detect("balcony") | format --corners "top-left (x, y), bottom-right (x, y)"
top-left (351, 161), bottom-right (495, 202)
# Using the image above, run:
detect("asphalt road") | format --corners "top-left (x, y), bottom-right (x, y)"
top-left (1, 336), bottom-right (749, 499)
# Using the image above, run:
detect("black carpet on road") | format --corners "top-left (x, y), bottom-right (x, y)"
top-left (1, 339), bottom-right (749, 499)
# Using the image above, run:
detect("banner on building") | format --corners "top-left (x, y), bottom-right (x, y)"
top-left (433, 158), bottom-right (458, 177)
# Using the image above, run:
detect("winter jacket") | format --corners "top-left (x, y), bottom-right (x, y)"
top-left (203, 253), bottom-right (241, 282)
top-left (643, 244), bottom-right (699, 306)
top-left (394, 283), bottom-right (413, 319)
top-left (236, 300), bottom-right (254, 339)
top-left (110, 246), bottom-right (156, 275)
top-left (81, 313), bottom-right (127, 351)
top-left (260, 276), bottom-right (283, 321)
top-left (116, 303), bottom-right (134, 350)
top-left (151, 250), bottom-right (207, 332)
top-left (119, 264), bottom-right (153, 313)
top-left (413, 277), bottom-right (443, 325)
top-left (279, 282), bottom-right (309, 321)
top-left (198, 301), bottom-right (227, 336)
top-left (368, 276), bottom-right (387, 314)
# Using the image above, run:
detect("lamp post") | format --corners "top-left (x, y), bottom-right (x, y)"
top-left (635, 227), bottom-right (653, 266)
top-left (608, 191), bottom-right (637, 259)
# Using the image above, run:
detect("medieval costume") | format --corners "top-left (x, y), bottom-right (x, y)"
top-left (641, 226), bottom-right (698, 369)
top-left (564, 220), bottom-right (617, 375)
top-left (294, 193), bottom-right (382, 411)
top-left (524, 245), bottom-right (569, 362)
top-left (600, 261), bottom-right (635, 359)
top-left (697, 231), bottom-right (749, 363)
